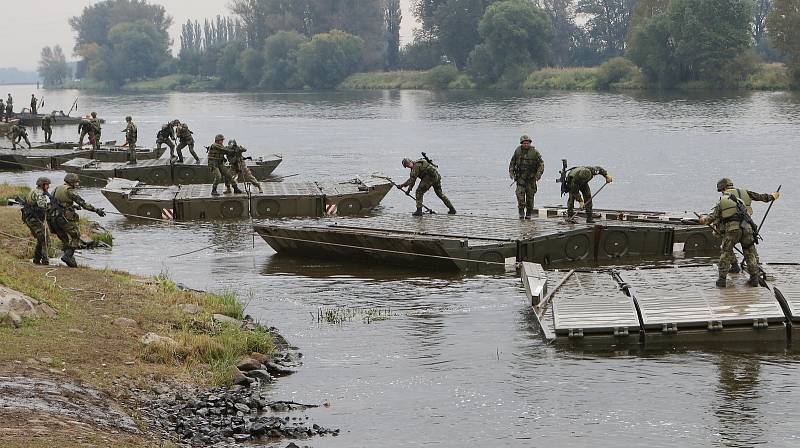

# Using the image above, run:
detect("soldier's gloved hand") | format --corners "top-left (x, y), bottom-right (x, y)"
top-left (96, 208), bottom-right (106, 217)
top-left (772, 191), bottom-right (780, 201)
top-left (605, 174), bottom-right (613, 183)
top-left (698, 216), bottom-right (708, 225)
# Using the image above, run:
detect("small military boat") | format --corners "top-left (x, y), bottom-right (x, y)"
top-left (16, 110), bottom-right (105, 127)
top-left (62, 155), bottom-right (282, 187)
top-left (0, 145), bottom-right (166, 170)
top-left (101, 176), bottom-right (393, 220)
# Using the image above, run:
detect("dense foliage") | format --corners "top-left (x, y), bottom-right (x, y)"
top-left (38, 46), bottom-right (71, 87)
top-left (767, 0), bottom-right (800, 87)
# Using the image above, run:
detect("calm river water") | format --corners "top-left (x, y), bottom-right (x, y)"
top-left (3, 85), bottom-right (800, 447)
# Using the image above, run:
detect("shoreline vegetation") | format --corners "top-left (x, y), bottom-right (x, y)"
top-left (55, 60), bottom-right (793, 94)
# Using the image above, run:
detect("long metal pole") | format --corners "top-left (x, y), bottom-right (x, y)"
top-left (757, 184), bottom-right (781, 234)
top-left (372, 175), bottom-right (435, 214)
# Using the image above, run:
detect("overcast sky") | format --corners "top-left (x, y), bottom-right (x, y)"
top-left (0, 0), bottom-right (419, 71)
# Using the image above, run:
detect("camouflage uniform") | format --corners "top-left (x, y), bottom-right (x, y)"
top-left (89, 113), bottom-right (102, 154)
top-left (400, 158), bottom-right (456, 215)
top-left (176, 124), bottom-right (200, 163)
top-left (10, 124), bottom-right (31, 149)
top-left (508, 139), bottom-right (544, 218)
top-left (30, 95), bottom-right (37, 115)
top-left (22, 182), bottom-right (51, 264)
top-left (225, 142), bottom-right (262, 192)
top-left (123, 118), bottom-right (138, 164)
top-left (41, 115), bottom-right (53, 142)
top-left (5, 97), bottom-right (13, 120)
top-left (707, 186), bottom-right (775, 286)
top-left (77, 117), bottom-right (92, 148)
top-left (566, 166), bottom-right (608, 223)
top-left (156, 123), bottom-right (176, 156)
top-left (208, 140), bottom-right (240, 195)
top-left (47, 175), bottom-right (105, 268)
top-left (0, 100), bottom-right (5, 122)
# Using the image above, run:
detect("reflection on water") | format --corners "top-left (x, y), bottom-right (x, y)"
top-left (2, 85), bottom-right (800, 446)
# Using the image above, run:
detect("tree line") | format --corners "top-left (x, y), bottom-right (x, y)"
top-left (38, 0), bottom-right (800, 90)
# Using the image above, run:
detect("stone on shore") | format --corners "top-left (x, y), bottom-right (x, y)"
top-left (140, 332), bottom-right (178, 347)
top-left (0, 286), bottom-right (58, 326)
top-left (113, 317), bottom-right (138, 328)
top-left (212, 314), bottom-right (241, 326)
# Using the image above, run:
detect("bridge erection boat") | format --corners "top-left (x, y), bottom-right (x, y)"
top-left (101, 177), bottom-right (393, 220)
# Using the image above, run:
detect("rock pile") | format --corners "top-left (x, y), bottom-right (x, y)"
top-left (0, 286), bottom-right (57, 328)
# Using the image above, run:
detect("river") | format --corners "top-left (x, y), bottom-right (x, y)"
top-left (2, 84), bottom-right (800, 447)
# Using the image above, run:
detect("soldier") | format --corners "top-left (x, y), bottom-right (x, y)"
top-left (30, 94), bottom-right (37, 115)
top-left (41, 113), bottom-right (54, 143)
top-left (225, 139), bottom-right (263, 193)
top-left (46, 173), bottom-right (105, 268)
top-left (156, 122), bottom-right (176, 158)
top-left (0, 98), bottom-right (5, 122)
top-left (89, 111), bottom-right (102, 154)
top-left (699, 178), bottom-right (779, 287)
top-left (398, 156), bottom-right (456, 216)
top-left (208, 134), bottom-right (241, 196)
top-left (21, 177), bottom-right (52, 265)
top-left (564, 166), bottom-right (612, 223)
top-left (122, 115), bottom-right (138, 164)
top-left (10, 124), bottom-right (32, 149)
top-left (77, 114), bottom-right (93, 149)
top-left (5, 94), bottom-right (13, 120)
top-left (176, 122), bottom-right (200, 164)
top-left (508, 135), bottom-right (544, 219)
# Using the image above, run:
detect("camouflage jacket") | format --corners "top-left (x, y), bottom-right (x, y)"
top-left (90, 118), bottom-right (102, 134)
top-left (23, 188), bottom-right (50, 221)
top-left (42, 115), bottom-right (53, 128)
top-left (124, 122), bottom-right (138, 141)
top-left (30, 97), bottom-right (37, 108)
top-left (157, 125), bottom-right (175, 141)
top-left (207, 143), bottom-right (235, 165)
top-left (78, 119), bottom-right (92, 133)
top-left (567, 166), bottom-right (607, 186)
top-left (404, 159), bottom-right (440, 187)
top-left (509, 145), bottom-right (544, 182)
top-left (708, 188), bottom-right (774, 232)
top-left (176, 125), bottom-right (193, 142)
top-left (51, 184), bottom-right (98, 219)
top-left (11, 125), bottom-right (26, 138)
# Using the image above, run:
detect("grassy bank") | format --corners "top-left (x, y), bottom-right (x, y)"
top-left (62, 75), bottom-right (223, 93)
top-left (0, 205), bottom-right (273, 445)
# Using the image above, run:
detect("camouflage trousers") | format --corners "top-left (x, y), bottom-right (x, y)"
top-left (25, 218), bottom-right (49, 261)
top-left (176, 139), bottom-right (199, 162)
top-left (567, 182), bottom-right (592, 218)
top-left (43, 126), bottom-right (52, 142)
top-left (12, 135), bottom-right (31, 149)
top-left (515, 181), bottom-right (537, 213)
top-left (47, 213), bottom-right (81, 250)
top-left (210, 162), bottom-right (238, 190)
top-left (126, 138), bottom-right (137, 163)
top-left (230, 163), bottom-right (260, 189)
top-left (416, 179), bottom-right (454, 210)
top-left (719, 228), bottom-right (759, 278)
top-left (157, 138), bottom-right (175, 156)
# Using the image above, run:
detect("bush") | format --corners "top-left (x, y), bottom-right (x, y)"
top-left (262, 31), bottom-right (306, 90)
top-left (595, 57), bottom-right (638, 90)
top-left (338, 71), bottom-right (430, 89)
top-left (399, 39), bottom-right (445, 70)
top-left (297, 30), bottom-right (365, 89)
top-left (523, 67), bottom-right (597, 90)
top-left (448, 74), bottom-right (476, 89)
top-left (742, 63), bottom-right (791, 90)
top-left (426, 64), bottom-right (459, 89)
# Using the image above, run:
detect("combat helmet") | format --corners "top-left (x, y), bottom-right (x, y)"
top-left (64, 173), bottom-right (80, 186)
top-left (36, 177), bottom-right (51, 187)
top-left (716, 178), bottom-right (733, 192)
top-left (125, 115), bottom-right (132, 121)
top-left (91, 112), bottom-right (97, 118)
top-left (520, 135), bottom-right (532, 144)
top-left (215, 134), bottom-right (225, 141)
top-left (402, 158), bottom-right (413, 167)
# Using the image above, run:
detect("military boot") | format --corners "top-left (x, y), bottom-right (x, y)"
top-left (224, 187), bottom-right (232, 194)
top-left (716, 276), bottom-right (726, 288)
top-left (233, 186), bottom-right (243, 194)
top-left (40, 256), bottom-right (49, 266)
top-left (448, 207), bottom-right (456, 215)
top-left (61, 249), bottom-right (77, 268)
top-left (211, 187), bottom-right (220, 196)
top-left (412, 208), bottom-right (424, 216)
top-left (518, 208), bottom-right (525, 220)
top-left (729, 263), bottom-right (741, 274)
top-left (748, 274), bottom-right (761, 287)
top-left (33, 257), bottom-right (41, 265)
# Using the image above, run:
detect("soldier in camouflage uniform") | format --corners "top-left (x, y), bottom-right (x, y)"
top-left (700, 178), bottom-right (779, 287)
top-left (89, 112), bottom-right (102, 154)
top-left (21, 177), bottom-right (52, 265)
top-left (176, 122), bottom-right (200, 164)
top-left (156, 122), bottom-right (176, 158)
top-left (208, 134), bottom-right (242, 196)
top-left (0, 99), bottom-right (5, 122)
top-left (122, 115), bottom-right (138, 164)
top-left (41, 113), bottom-right (54, 143)
top-left (5, 95), bottom-right (13, 120)
top-left (225, 140), bottom-right (263, 193)
top-left (30, 94), bottom-right (38, 115)
top-left (508, 135), bottom-right (544, 219)
top-left (398, 157), bottom-right (456, 216)
top-left (10, 124), bottom-right (32, 149)
top-left (46, 173), bottom-right (105, 268)
top-left (77, 115), bottom-right (92, 149)
top-left (565, 166), bottom-right (612, 223)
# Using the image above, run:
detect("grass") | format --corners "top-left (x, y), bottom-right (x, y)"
top-left (523, 67), bottom-right (599, 90)
top-left (0, 183), bottom-right (31, 206)
top-left (742, 63), bottom-right (791, 90)
top-left (339, 70), bottom-right (432, 90)
top-left (0, 206), bottom-right (273, 443)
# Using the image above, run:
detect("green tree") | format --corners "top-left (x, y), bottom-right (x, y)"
top-left (399, 38), bottom-right (445, 69)
top-left (297, 30), bottom-right (365, 88)
top-left (218, 42), bottom-right (247, 89)
top-left (385, 0), bottom-right (403, 69)
top-left (433, 0), bottom-right (494, 69)
top-left (628, 0), bottom-right (753, 87)
top-left (539, 0), bottom-right (582, 67)
top-left (38, 45), bottom-right (72, 87)
top-left (576, 0), bottom-right (637, 60)
top-left (238, 48), bottom-right (266, 87)
top-left (767, 0), bottom-right (800, 87)
top-left (107, 21), bottom-right (171, 83)
top-left (467, 0), bottom-right (552, 86)
top-left (262, 30), bottom-right (307, 89)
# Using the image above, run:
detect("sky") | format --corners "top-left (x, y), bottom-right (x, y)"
top-left (0, 0), bottom-right (419, 71)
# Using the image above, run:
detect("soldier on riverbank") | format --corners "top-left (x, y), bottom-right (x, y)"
top-left (89, 112), bottom-right (102, 154)
top-left (398, 156), bottom-right (456, 216)
top-left (508, 135), bottom-right (544, 219)
top-left (41, 113), bottom-right (54, 143)
top-left (564, 165), bottom-right (612, 223)
top-left (46, 173), bottom-right (105, 268)
top-left (21, 177), bottom-right (51, 265)
top-left (699, 178), bottom-right (779, 287)
top-left (30, 94), bottom-right (38, 115)
top-left (122, 115), bottom-right (138, 164)
top-left (156, 122), bottom-right (176, 158)
top-left (208, 134), bottom-right (241, 196)
top-left (10, 124), bottom-right (32, 149)
top-left (225, 139), bottom-right (263, 193)
top-left (176, 122), bottom-right (200, 164)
